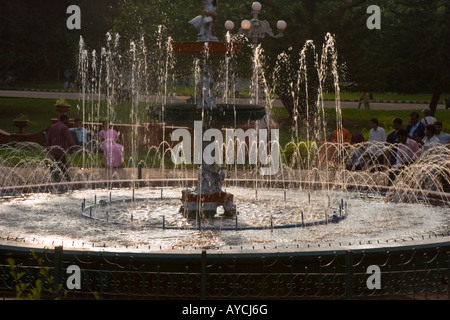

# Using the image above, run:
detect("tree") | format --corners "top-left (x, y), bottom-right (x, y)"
top-left (0, 0), bottom-right (123, 81)
top-left (267, 0), bottom-right (450, 119)
top-left (321, 0), bottom-right (449, 114)
top-left (0, 1), bottom-right (69, 80)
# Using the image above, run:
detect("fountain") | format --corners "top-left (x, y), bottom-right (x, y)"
top-left (0, 0), bottom-right (448, 245)
top-left (0, 1), bottom-right (449, 299)
top-left (0, 0), bottom-right (448, 247)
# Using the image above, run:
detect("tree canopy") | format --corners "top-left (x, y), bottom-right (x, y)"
top-left (1, 0), bottom-right (448, 109)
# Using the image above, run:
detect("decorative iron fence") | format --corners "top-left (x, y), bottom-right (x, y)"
top-left (1, 241), bottom-right (449, 300)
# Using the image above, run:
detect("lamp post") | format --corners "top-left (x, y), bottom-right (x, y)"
top-left (225, 2), bottom-right (286, 105)
top-left (236, 2), bottom-right (286, 46)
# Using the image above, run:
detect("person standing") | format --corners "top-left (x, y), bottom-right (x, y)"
top-left (46, 113), bottom-right (74, 182)
top-left (357, 92), bottom-right (371, 109)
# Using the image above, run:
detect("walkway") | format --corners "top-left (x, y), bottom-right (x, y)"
top-left (0, 89), bottom-right (446, 111)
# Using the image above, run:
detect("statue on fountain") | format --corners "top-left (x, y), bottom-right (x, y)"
top-left (189, 0), bottom-right (219, 42)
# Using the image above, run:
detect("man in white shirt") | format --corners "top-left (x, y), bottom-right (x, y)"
top-left (416, 124), bottom-right (441, 153)
top-left (366, 118), bottom-right (387, 171)
top-left (434, 121), bottom-right (450, 145)
top-left (421, 107), bottom-right (437, 126)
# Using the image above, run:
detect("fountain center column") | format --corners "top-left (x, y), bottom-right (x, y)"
top-left (178, 1), bottom-right (237, 219)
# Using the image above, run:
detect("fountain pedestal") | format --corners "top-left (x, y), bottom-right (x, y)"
top-left (171, 40), bottom-right (241, 219)
top-left (180, 190), bottom-right (236, 219)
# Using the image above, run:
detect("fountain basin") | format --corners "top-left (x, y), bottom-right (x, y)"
top-left (0, 179), bottom-right (448, 251)
top-left (1, 177), bottom-right (449, 300)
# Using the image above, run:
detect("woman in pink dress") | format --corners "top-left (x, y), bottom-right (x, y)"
top-left (98, 121), bottom-right (124, 168)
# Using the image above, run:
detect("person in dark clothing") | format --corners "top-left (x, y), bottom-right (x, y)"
top-left (386, 118), bottom-right (403, 167)
top-left (46, 113), bottom-right (74, 182)
top-left (350, 124), bottom-right (365, 145)
top-left (405, 111), bottom-right (425, 140)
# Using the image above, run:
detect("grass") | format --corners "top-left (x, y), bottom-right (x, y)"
top-left (7, 80), bottom-right (450, 103)
top-left (323, 92), bottom-right (450, 103)
top-left (0, 97), bottom-right (79, 133)
top-left (0, 97), bottom-right (155, 133)
top-left (270, 105), bottom-right (450, 141)
top-left (8, 80), bottom-right (75, 91)
top-left (1, 96), bottom-right (449, 133)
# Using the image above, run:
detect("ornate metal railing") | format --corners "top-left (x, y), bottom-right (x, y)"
top-left (1, 242), bottom-right (449, 300)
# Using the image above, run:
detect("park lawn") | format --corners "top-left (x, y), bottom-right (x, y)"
top-left (323, 92), bottom-right (450, 103)
top-left (0, 97), bottom-right (152, 134)
top-left (1, 97), bottom-right (449, 170)
top-left (10, 79), bottom-right (450, 104)
top-left (271, 104), bottom-right (450, 141)
top-left (0, 97), bottom-right (78, 133)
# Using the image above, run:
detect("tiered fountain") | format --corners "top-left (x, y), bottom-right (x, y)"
top-left (0, 0), bottom-right (448, 247)
top-left (0, 0), bottom-right (449, 300)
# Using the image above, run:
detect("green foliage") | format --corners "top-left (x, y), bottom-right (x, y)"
top-left (2, 0), bottom-right (448, 103)
top-left (7, 250), bottom-right (67, 300)
top-left (0, 1), bottom-right (69, 80)
top-left (0, 0), bottom-right (122, 81)
top-left (335, 0), bottom-right (449, 94)
top-left (55, 98), bottom-right (70, 106)
top-left (0, 98), bottom-right (71, 133)
top-left (14, 113), bottom-right (29, 121)
top-left (283, 141), bottom-right (319, 169)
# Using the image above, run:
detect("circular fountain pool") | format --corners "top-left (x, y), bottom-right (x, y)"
top-left (1, 184), bottom-right (448, 251)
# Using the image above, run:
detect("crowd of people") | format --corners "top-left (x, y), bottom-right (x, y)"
top-left (46, 114), bottom-right (124, 182)
top-left (343, 107), bottom-right (449, 176)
